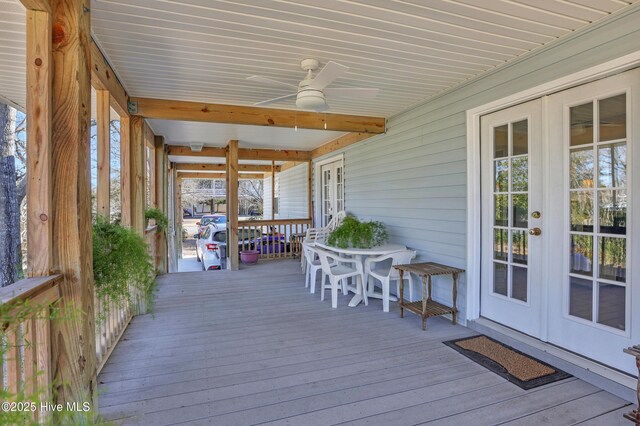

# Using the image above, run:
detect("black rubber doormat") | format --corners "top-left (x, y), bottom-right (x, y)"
top-left (443, 335), bottom-right (571, 390)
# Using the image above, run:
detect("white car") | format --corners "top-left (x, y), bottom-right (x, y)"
top-left (195, 225), bottom-right (226, 270)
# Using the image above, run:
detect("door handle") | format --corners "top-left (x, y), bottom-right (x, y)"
top-left (529, 227), bottom-right (542, 236)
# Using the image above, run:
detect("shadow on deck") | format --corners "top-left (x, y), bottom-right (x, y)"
top-left (98, 260), bottom-right (631, 425)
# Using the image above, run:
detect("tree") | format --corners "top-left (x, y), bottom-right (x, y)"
top-left (0, 103), bottom-right (22, 286)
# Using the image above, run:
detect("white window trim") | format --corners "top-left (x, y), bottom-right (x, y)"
top-left (466, 50), bottom-right (640, 322)
top-left (314, 154), bottom-right (344, 228)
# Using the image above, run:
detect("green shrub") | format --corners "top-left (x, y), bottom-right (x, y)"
top-left (92, 217), bottom-right (156, 315)
top-left (144, 207), bottom-right (168, 233)
top-left (328, 216), bottom-right (388, 249)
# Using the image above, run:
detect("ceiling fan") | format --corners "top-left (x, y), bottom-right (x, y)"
top-left (247, 59), bottom-right (378, 112)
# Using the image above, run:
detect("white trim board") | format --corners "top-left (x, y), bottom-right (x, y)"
top-left (465, 49), bottom-right (640, 321)
top-left (313, 154), bottom-right (344, 228)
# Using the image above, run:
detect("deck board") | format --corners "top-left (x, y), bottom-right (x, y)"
top-left (98, 260), bottom-right (631, 425)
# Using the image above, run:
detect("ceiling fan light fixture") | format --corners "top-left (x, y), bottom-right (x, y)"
top-left (296, 89), bottom-right (326, 111)
top-left (189, 143), bottom-right (204, 152)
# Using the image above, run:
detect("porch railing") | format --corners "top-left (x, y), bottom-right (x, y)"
top-left (238, 218), bottom-right (312, 260)
top-left (0, 275), bottom-right (62, 423)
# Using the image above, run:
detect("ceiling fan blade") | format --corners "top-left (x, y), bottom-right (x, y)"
top-left (247, 75), bottom-right (298, 90)
top-left (324, 88), bottom-right (379, 99)
top-left (253, 93), bottom-right (297, 106)
top-left (308, 61), bottom-right (349, 90)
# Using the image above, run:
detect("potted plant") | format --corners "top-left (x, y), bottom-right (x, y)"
top-left (328, 215), bottom-right (388, 249)
top-left (93, 217), bottom-right (157, 316)
top-left (144, 207), bottom-right (169, 233)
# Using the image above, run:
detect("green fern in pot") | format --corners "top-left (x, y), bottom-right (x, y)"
top-left (328, 215), bottom-right (388, 249)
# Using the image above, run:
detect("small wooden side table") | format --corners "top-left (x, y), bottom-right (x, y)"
top-left (290, 232), bottom-right (306, 259)
top-left (623, 345), bottom-right (640, 424)
top-left (394, 262), bottom-right (464, 331)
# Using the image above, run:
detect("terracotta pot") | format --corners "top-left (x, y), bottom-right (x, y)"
top-left (240, 250), bottom-right (260, 264)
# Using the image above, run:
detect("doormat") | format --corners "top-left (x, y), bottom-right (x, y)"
top-left (443, 335), bottom-right (571, 390)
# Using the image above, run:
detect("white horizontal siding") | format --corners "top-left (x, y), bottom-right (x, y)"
top-left (276, 164), bottom-right (308, 220)
top-left (312, 7), bottom-right (640, 322)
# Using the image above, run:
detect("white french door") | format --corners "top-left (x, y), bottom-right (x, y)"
top-left (480, 69), bottom-right (640, 375)
top-left (320, 160), bottom-right (344, 227)
top-left (546, 69), bottom-right (639, 375)
top-left (481, 99), bottom-right (544, 338)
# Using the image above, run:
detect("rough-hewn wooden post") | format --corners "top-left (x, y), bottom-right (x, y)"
top-left (96, 89), bottom-right (110, 218)
top-left (129, 115), bottom-right (145, 235)
top-left (155, 136), bottom-right (167, 273)
top-left (227, 140), bottom-right (239, 270)
top-left (49, 0), bottom-right (96, 404)
top-left (119, 115), bottom-right (131, 227)
top-left (25, 7), bottom-right (52, 277)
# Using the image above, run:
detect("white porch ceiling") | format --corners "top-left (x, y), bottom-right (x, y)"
top-left (1, 0), bottom-right (639, 148)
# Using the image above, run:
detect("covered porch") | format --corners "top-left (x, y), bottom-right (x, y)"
top-left (2, 0), bottom-right (640, 424)
top-left (98, 260), bottom-right (630, 425)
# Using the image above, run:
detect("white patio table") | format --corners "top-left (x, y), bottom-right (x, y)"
top-left (315, 242), bottom-right (407, 307)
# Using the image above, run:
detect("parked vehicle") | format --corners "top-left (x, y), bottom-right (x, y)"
top-left (183, 208), bottom-right (193, 218)
top-left (195, 225), bottom-right (227, 271)
top-left (196, 214), bottom-right (226, 237)
top-left (196, 226), bottom-right (264, 270)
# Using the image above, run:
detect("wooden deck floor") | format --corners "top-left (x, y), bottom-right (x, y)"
top-left (98, 260), bottom-right (632, 425)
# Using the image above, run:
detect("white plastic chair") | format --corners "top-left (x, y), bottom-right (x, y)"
top-left (315, 248), bottom-right (363, 309)
top-left (302, 242), bottom-right (331, 294)
top-left (365, 250), bottom-right (417, 312)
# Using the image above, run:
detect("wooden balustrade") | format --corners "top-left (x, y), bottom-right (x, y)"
top-left (0, 275), bottom-right (62, 423)
top-left (237, 218), bottom-right (311, 260)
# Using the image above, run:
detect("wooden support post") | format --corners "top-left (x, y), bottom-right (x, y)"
top-left (308, 160), bottom-right (313, 224)
top-left (271, 160), bottom-right (275, 220)
top-left (25, 8), bottom-right (52, 277)
top-left (176, 175), bottom-right (183, 259)
top-left (130, 116), bottom-right (145, 234)
top-left (227, 140), bottom-right (239, 270)
top-left (49, 0), bottom-right (96, 404)
top-left (155, 136), bottom-right (167, 273)
top-left (119, 115), bottom-right (131, 227)
top-left (96, 89), bottom-right (110, 218)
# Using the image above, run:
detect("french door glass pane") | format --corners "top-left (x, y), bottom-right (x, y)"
top-left (511, 157), bottom-right (528, 191)
top-left (494, 125), bottom-right (508, 158)
top-left (512, 120), bottom-right (528, 155)
top-left (494, 229), bottom-right (508, 261)
top-left (598, 94), bottom-right (626, 142)
top-left (494, 263), bottom-right (508, 296)
top-left (569, 277), bottom-right (593, 321)
top-left (598, 189), bottom-right (626, 234)
top-left (511, 266), bottom-right (527, 302)
top-left (494, 159), bottom-right (509, 192)
top-left (570, 191), bottom-right (594, 232)
top-left (511, 230), bottom-right (528, 265)
top-left (570, 147), bottom-right (594, 189)
top-left (598, 143), bottom-right (626, 188)
top-left (597, 283), bottom-right (625, 330)
top-left (495, 195), bottom-right (508, 226)
top-left (598, 237), bottom-right (626, 282)
top-left (570, 102), bottom-right (593, 146)
top-left (570, 235), bottom-right (593, 276)
top-left (512, 194), bottom-right (528, 228)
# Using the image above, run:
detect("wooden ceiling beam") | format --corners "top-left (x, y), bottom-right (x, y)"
top-left (167, 145), bottom-right (310, 161)
top-left (178, 172), bottom-right (264, 180)
top-left (19, 0), bottom-right (51, 12)
top-left (167, 146), bottom-right (227, 158)
top-left (239, 148), bottom-right (310, 161)
top-left (311, 132), bottom-right (376, 159)
top-left (129, 97), bottom-right (385, 134)
top-left (90, 39), bottom-right (129, 117)
top-left (175, 163), bottom-right (281, 172)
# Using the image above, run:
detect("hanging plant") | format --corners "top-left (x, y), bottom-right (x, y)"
top-left (328, 215), bottom-right (388, 249)
top-left (93, 217), bottom-right (157, 317)
top-left (144, 207), bottom-right (169, 233)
